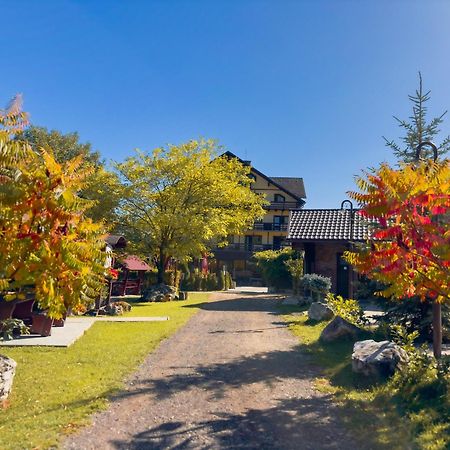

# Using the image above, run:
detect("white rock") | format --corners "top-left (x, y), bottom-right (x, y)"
top-left (0, 354), bottom-right (17, 403)
top-left (352, 339), bottom-right (408, 377)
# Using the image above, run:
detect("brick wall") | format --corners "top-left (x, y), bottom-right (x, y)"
top-left (293, 241), bottom-right (349, 293)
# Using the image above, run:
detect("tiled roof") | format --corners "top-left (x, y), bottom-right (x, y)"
top-left (105, 234), bottom-right (127, 248)
top-left (270, 177), bottom-right (306, 199)
top-left (287, 209), bottom-right (374, 241)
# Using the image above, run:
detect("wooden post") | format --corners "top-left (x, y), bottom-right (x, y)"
top-left (432, 301), bottom-right (442, 359)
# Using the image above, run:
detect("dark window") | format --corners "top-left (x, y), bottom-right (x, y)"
top-left (274, 194), bottom-right (285, 202)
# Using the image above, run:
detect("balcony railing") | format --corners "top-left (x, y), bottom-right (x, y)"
top-left (215, 243), bottom-right (289, 253)
top-left (265, 201), bottom-right (302, 210)
top-left (253, 222), bottom-right (288, 231)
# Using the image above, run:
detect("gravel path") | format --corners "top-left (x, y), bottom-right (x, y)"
top-left (63, 293), bottom-right (358, 450)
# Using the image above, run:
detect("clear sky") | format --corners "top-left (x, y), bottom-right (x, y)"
top-left (2, 0), bottom-right (450, 207)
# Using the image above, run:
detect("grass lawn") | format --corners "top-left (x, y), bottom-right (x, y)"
top-left (281, 305), bottom-right (449, 450)
top-left (0, 293), bottom-right (209, 450)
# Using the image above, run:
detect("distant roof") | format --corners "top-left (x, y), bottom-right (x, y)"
top-left (121, 255), bottom-right (151, 271)
top-left (105, 235), bottom-right (127, 248)
top-left (271, 177), bottom-right (306, 199)
top-left (220, 151), bottom-right (306, 201)
top-left (287, 209), bottom-right (374, 241)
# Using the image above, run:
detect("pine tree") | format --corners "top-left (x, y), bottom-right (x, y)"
top-left (383, 73), bottom-right (450, 162)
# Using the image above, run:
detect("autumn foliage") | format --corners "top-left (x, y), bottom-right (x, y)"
top-left (0, 98), bottom-right (106, 317)
top-left (344, 159), bottom-right (450, 303)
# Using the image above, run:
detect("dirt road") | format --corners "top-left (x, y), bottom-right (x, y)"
top-left (64, 293), bottom-right (357, 449)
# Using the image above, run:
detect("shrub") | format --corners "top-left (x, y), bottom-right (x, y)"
top-left (206, 273), bottom-right (218, 290)
top-left (225, 271), bottom-right (233, 289)
top-left (0, 319), bottom-right (30, 340)
top-left (380, 325), bottom-right (450, 447)
top-left (300, 274), bottom-right (331, 301)
top-left (325, 293), bottom-right (367, 327)
top-left (253, 248), bottom-right (295, 289)
top-left (218, 271), bottom-right (226, 290)
top-left (284, 257), bottom-right (304, 295)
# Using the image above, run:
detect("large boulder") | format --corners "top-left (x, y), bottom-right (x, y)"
top-left (320, 316), bottom-right (360, 343)
top-left (352, 340), bottom-right (408, 377)
top-left (308, 302), bottom-right (334, 321)
top-left (142, 284), bottom-right (178, 302)
top-left (0, 355), bottom-right (17, 406)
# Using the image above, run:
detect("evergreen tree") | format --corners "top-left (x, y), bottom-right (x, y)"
top-left (383, 73), bottom-right (450, 162)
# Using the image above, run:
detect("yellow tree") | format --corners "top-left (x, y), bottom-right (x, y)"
top-left (115, 140), bottom-right (267, 283)
top-left (345, 152), bottom-right (450, 357)
top-left (0, 97), bottom-right (106, 318)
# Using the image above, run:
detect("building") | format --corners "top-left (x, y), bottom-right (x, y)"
top-left (287, 207), bottom-right (373, 297)
top-left (212, 152), bottom-right (306, 283)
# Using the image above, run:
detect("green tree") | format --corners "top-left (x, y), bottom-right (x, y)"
top-left (383, 73), bottom-right (450, 162)
top-left (115, 140), bottom-right (266, 283)
top-left (18, 126), bottom-right (120, 223)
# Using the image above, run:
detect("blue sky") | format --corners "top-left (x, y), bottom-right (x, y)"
top-left (2, 0), bottom-right (450, 207)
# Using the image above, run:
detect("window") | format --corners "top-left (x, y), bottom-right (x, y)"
top-left (274, 194), bottom-right (285, 202)
top-left (273, 216), bottom-right (287, 231)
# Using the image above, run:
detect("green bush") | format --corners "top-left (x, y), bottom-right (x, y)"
top-left (284, 257), bottom-right (304, 295)
top-left (381, 326), bottom-right (450, 448)
top-left (253, 248), bottom-right (295, 289)
top-left (206, 273), bottom-right (218, 290)
top-left (300, 273), bottom-right (331, 301)
top-left (0, 318), bottom-right (30, 340)
top-left (180, 269), bottom-right (231, 291)
top-left (325, 293), bottom-right (367, 327)
top-left (218, 271), bottom-right (226, 290)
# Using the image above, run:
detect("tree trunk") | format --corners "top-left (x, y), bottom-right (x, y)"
top-left (157, 247), bottom-right (165, 284)
top-left (432, 301), bottom-right (442, 359)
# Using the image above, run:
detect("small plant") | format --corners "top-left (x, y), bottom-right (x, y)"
top-left (0, 319), bottom-right (30, 340)
top-left (300, 274), bottom-right (331, 301)
top-left (284, 257), bottom-right (304, 296)
top-left (325, 293), bottom-right (367, 327)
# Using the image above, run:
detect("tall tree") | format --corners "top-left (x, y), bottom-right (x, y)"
top-left (383, 73), bottom-right (450, 162)
top-left (18, 126), bottom-right (120, 224)
top-left (115, 140), bottom-right (266, 283)
top-left (0, 97), bottom-right (106, 317)
top-left (345, 158), bottom-right (450, 357)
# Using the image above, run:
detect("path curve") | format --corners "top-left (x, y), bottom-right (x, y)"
top-left (64, 293), bottom-right (357, 449)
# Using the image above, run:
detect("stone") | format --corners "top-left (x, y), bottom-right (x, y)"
top-left (0, 354), bottom-right (17, 405)
top-left (308, 302), bottom-right (334, 321)
top-left (319, 316), bottom-right (360, 343)
top-left (282, 296), bottom-right (300, 306)
top-left (352, 340), bottom-right (408, 377)
top-left (142, 284), bottom-right (178, 302)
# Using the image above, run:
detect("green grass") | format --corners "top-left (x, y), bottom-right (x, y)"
top-left (281, 305), bottom-right (445, 450)
top-left (0, 293), bottom-right (209, 450)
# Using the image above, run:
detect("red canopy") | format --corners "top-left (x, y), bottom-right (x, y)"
top-left (121, 256), bottom-right (151, 271)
